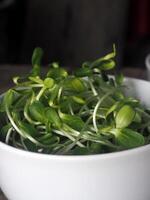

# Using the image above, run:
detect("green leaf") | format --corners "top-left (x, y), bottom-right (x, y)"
top-left (102, 44), bottom-right (116, 60)
top-left (113, 91), bottom-right (125, 101)
top-left (31, 47), bottom-right (43, 76)
top-left (29, 76), bottom-right (43, 84)
top-left (43, 78), bottom-right (55, 89)
top-left (67, 78), bottom-right (85, 92)
top-left (0, 96), bottom-right (5, 112)
top-left (133, 112), bottom-right (142, 123)
top-left (90, 45), bottom-right (116, 69)
top-left (74, 67), bottom-right (92, 77)
top-left (48, 85), bottom-right (59, 106)
top-left (31, 64), bottom-right (41, 77)
top-left (72, 147), bottom-right (90, 155)
top-left (115, 73), bottom-right (124, 85)
top-left (114, 128), bottom-right (145, 149)
top-left (4, 89), bottom-right (14, 107)
top-left (23, 139), bottom-right (39, 152)
top-left (60, 113), bottom-right (85, 131)
top-left (45, 107), bottom-right (62, 128)
top-left (98, 59), bottom-right (115, 70)
top-left (1, 123), bottom-right (12, 140)
top-left (29, 101), bottom-right (45, 123)
top-left (18, 122), bottom-right (37, 137)
top-left (90, 143), bottom-right (102, 154)
top-left (38, 135), bottom-right (59, 145)
top-left (106, 101), bottom-right (120, 117)
top-left (71, 96), bottom-right (86, 105)
top-left (115, 105), bottom-right (135, 128)
top-left (47, 68), bottom-right (68, 79)
top-left (49, 62), bottom-right (59, 68)
top-left (32, 47), bottom-right (43, 66)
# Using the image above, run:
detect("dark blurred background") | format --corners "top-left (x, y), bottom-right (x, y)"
top-left (0, 0), bottom-right (150, 68)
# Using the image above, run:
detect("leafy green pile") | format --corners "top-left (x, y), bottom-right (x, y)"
top-left (0, 46), bottom-right (150, 155)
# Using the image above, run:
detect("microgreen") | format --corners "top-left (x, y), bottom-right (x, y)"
top-left (0, 46), bottom-right (150, 155)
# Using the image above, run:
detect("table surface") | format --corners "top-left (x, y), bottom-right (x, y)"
top-left (0, 65), bottom-right (147, 200)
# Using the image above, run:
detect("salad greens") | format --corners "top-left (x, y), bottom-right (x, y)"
top-left (0, 46), bottom-right (150, 155)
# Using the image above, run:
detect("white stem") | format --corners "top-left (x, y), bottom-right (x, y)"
top-left (5, 127), bottom-right (13, 144)
top-left (93, 92), bottom-right (112, 133)
top-left (36, 87), bottom-right (46, 101)
top-left (88, 78), bottom-right (97, 96)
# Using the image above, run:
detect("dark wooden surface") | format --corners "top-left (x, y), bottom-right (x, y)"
top-left (0, 65), bottom-right (147, 200)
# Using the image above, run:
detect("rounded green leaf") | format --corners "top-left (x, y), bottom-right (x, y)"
top-left (115, 128), bottom-right (145, 149)
top-left (115, 105), bottom-right (135, 128)
top-left (59, 113), bottom-right (84, 131)
top-left (68, 78), bottom-right (85, 92)
top-left (29, 101), bottom-right (45, 123)
top-left (45, 107), bottom-right (62, 128)
top-left (44, 78), bottom-right (55, 88)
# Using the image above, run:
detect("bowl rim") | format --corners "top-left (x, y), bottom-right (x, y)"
top-left (1, 141), bottom-right (150, 161)
top-left (0, 77), bottom-right (150, 161)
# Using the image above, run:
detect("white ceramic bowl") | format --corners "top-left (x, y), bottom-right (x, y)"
top-left (145, 54), bottom-right (150, 81)
top-left (0, 77), bottom-right (150, 200)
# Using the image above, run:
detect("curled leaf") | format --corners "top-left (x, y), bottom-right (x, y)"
top-left (90, 45), bottom-right (116, 70)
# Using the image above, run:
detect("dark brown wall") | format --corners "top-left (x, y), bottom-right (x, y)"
top-left (20, 0), bottom-right (129, 67)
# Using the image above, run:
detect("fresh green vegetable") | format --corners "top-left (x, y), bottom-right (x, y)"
top-left (0, 46), bottom-right (150, 155)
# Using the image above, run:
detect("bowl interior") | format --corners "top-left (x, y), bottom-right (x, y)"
top-left (124, 77), bottom-right (150, 108)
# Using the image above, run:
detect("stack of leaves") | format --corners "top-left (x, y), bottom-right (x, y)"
top-left (0, 46), bottom-right (150, 155)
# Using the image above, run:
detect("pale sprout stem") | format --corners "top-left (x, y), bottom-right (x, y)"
top-left (93, 92), bottom-right (112, 133)
top-left (5, 127), bottom-right (13, 144)
top-left (36, 87), bottom-right (46, 101)
top-left (57, 86), bottom-right (63, 102)
top-left (88, 78), bottom-right (97, 96)
top-left (69, 103), bottom-right (74, 115)
top-left (20, 136), bottom-right (28, 151)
